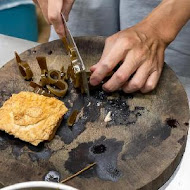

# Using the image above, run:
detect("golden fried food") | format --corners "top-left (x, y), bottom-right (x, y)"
top-left (0, 91), bottom-right (68, 146)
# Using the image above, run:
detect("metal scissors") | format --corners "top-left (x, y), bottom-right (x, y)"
top-left (61, 13), bottom-right (90, 96)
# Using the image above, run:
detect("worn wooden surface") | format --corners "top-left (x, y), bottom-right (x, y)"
top-left (0, 36), bottom-right (189, 190)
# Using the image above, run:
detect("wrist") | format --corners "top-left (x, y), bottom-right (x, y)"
top-left (141, 0), bottom-right (190, 44)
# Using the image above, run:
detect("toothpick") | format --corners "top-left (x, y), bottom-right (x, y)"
top-left (60, 162), bottom-right (96, 183)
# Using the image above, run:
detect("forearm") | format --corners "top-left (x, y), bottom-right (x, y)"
top-left (142, 0), bottom-right (190, 44)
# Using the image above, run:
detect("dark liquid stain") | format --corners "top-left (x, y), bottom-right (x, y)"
top-left (105, 98), bottom-right (145, 126)
top-left (0, 78), bottom-right (143, 172)
top-left (92, 144), bottom-right (106, 154)
top-left (27, 143), bottom-right (45, 152)
top-left (65, 136), bottom-right (123, 182)
top-left (12, 145), bottom-right (24, 158)
top-left (13, 142), bottom-right (52, 162)
top-left (184, 122), bottom-right (189, 126)
top-left (0, 131), bottom-right (52, 161)
top-left (57, 85), bottom-right (144, 145)
top-left (57, 81), bottom-right (101, 144)
top-left (0, 131), bottom-right (9, 150)
top-left (48, 50), bottom-right (53, 55)
top-left (0, 131), bottom-right (25, 154)
top-left (0, 132), bottom-right (46, 160)
top-left (10, 137), bottom-right (51, 161)
top-left (65, 141), bottom-right (95, 178)
top-left (44, 170), bottom-right (60, 182)
top-left (166, 118), bottom-right (179, 128)
top-left (122, 120), bottom-right (171, 161)
top-left (27, 144), bottom-right (52, 162)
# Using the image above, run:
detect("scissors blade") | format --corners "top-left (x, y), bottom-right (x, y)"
top-left (61, 13), bottom-right (90, 96)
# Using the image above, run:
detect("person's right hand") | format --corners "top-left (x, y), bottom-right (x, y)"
top-left (33, 0), bottom-right (75, 37)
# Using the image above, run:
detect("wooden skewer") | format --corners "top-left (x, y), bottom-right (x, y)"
top-left (60, 162), bottom-right (96, 183)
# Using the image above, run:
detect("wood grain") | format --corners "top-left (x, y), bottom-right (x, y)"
top-left (0, 37), bottom-right (189, 190)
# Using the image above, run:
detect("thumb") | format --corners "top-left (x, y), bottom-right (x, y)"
top-left (48, 0), bottom-right (66, 37)
top-left (90, 64), bottom-right (98, 72)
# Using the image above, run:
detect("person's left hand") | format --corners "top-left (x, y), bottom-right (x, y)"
top-left (90, 22), bottom-right (168, 93)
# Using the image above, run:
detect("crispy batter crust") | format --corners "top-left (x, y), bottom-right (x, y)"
top-left (0, 91), bottom-right (68, 146)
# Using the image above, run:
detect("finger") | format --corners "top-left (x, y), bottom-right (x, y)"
top-left (140, 71), bottom-right (161, 93)
top-left (62, 0), bottom-right (75, 21)
top-left (90, 39), bottom-right (128, 86)
top-left (38, 0), bottom-right (49, 23)
top-left (90, 45), bottom-right (114, 73)
top-left (48, 0), bottom-right (65, 37)
top-left (90, 37), bottom-right (115, 73)
top-left (122, 61), bottom-right (153, 93)
top-left (102, 50), bottom-right (140, 92)
top-left (90, 64), bottom-right (98, 72)
top-left (141, 48), bottom-right (165, 93)
top-left (33, 0), bottom-right (39, 6)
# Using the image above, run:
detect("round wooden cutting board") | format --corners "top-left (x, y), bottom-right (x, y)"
top-left (0, 36), bottom-right (189, 190)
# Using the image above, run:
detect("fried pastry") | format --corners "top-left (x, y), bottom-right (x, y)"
top-left (0, 91), bottom-right (68, 146)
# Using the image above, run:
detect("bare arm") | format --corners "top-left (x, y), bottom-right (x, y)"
top-left (90, 0), bottom-right (190, 93)
top-left (145, 0), bottom-right (190, 43)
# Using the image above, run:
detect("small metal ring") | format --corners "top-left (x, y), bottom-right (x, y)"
top-left (47, 69), bottom-right (61, 84)
top-left (46, 80), bottom-right (68, 97)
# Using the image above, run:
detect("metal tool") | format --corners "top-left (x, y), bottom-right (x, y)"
top-left (61, 13), bottom-right (90, 96)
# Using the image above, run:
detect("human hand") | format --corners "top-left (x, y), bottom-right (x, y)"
top-left (33, 0), bottom-right (75, 37)
top-left (90, 22), bottom-right (168, 93)
top-left (90, 0), bottom-right (190, 94)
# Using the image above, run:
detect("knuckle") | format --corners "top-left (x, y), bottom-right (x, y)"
top-left (56, 29), bottom-right (63, 36)
top-left (145, 60), bottom-right (154, 71)
top-left (127, 37), bottom-right (135, 45)
top-left (123, 37), bottom-right (134, 48)
top-left (48, 13), bottom-right (58, 23)
top-left (136, 48), bottom-right (148, 59)
top-left (131, 80), bottom-right (142, 89)
top-left (146, 81), bottom-right (156, 91)
top-left (134, 52), bottom-right (144, 63)
top-left (119, 38), bottom-right (130, 49)
top-left (101, 62), bottom-right (112, 72)
top-left (105, 36), bottom-right (113, 44)
top-left (115, 72), bottom-right (126, 83)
